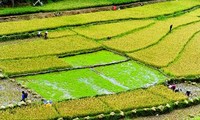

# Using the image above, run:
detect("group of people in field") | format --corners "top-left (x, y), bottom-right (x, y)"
top-left (167, 82), bottom-right (192, 97)
top-left (37, 31), bottom-right (48, 39)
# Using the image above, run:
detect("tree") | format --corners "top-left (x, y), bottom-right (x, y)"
top-left (11, 0), bottom-right (14, 7)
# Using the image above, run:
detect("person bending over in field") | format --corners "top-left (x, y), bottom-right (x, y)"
top-left (168, 84), bottom-right (176, 91)
top-left (37, 31), bottom-right (42, 37)
top-left (186, 90), bottom-right (191, 97)
top-left (169, 24), bottom-right (173, 32)
top-left (44, 31), bottom-right (48, 39)
top-left (21, 91), bottom-right (28, 102)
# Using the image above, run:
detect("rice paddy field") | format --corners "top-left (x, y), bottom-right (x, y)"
top-left (17, 61), bottom-right (166, 101)
top-left (0, 0), bottom-right (200, 119)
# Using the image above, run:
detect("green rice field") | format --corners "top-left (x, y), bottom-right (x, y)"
top-left (62, 50), bottom-right (127, 67)
top-left (17, 61), bottom-right (166, 101)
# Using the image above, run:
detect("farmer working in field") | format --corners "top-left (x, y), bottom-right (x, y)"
top-left (44, 31), bottom-right (48, 39)
top-left (186, 90), bottom-right (191, 97)
top-left (37, 31), bottom-right (42, 37)
top-left (21, 91), bottom-right (28, 102)
top-left (168, 84), bottom-right (176, 91)
top-left (170, 24), bottom-right (173, 32)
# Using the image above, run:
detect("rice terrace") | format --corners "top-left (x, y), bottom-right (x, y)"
top-left (0, 0), bottom-right (200, 119)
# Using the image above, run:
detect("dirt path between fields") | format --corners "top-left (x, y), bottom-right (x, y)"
top-left (0, 79), bottom-right (41, 106)
top-left (0, 0), bottom-right (167, 22)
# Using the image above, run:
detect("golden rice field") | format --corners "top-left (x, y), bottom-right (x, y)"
top-left (0, 0), bottom-right (200, 36)
top-left (0, 56), bottom-right (71, 76)
top-left (0, 0), bottom-right (200, 119)
top-left (147, 85), bottom-right (187, 101)
top-left (0, 104), bottom-right (59, 120)
top-left (55, 97), bottom-right (111, 118)
top-left (128, 21), bottom-right (200, 67)
top-left (102, 21), bottom-right (169, 52)
top-left (72, 20), bottom-right (154, 40)
top-left (163, 32), bottom-right (200, 77)
top-left (0, 36), bottom-right (101, 60)
top-left (102, 14), bottom-right (200, 52)
top-left (48, 29), bottom-right (76, 39)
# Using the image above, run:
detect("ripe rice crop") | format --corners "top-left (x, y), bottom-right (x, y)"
top-left (98, 89), bottom-right (169, 111)
top-left (128, 21), bottom-right (200, 67)
top-left (0, 0), bottom-right (199, 36)
top-left (102, 15), bottom-right (200, 52)
top-left (62, 50), bottom-right (127, 67)
top-left (0, 104), bottom-right (59, 120)
top-left (55, 97), bottom-right (111, 118)
top-left (163, 32), bottom-right (200, 77)
top-left (48, 29), bottom-right (76, 39)
top-left (0, 35), bottom-right (101, 60)
top-left (0, 15), bottom-right (96, 35)
top-left (0, 0), bottom-right (139, 16)
top-left (0, 56), bottom-right (71, 76)
top-left (0, 13), bottom-right (124, 35)
top-left (102, 21), bottom-right (168, 52)
top-left (147, 85), bottom-right (187, 101)
top-left (0, 0), bottom-right (200, 119)
top-left (72, 20), bottom-right (154, 40)
top-left (122, 0), bottom-right (200, 18)
top-left (1, 0), bottom-right (199, 17)
top-left (99, 85), bottom-right (187, 111)
top-left (187, 8), bottom-right (200, 17)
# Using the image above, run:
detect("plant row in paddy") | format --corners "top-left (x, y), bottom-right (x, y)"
top-left (0, 85), bottom-right (190, 119)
